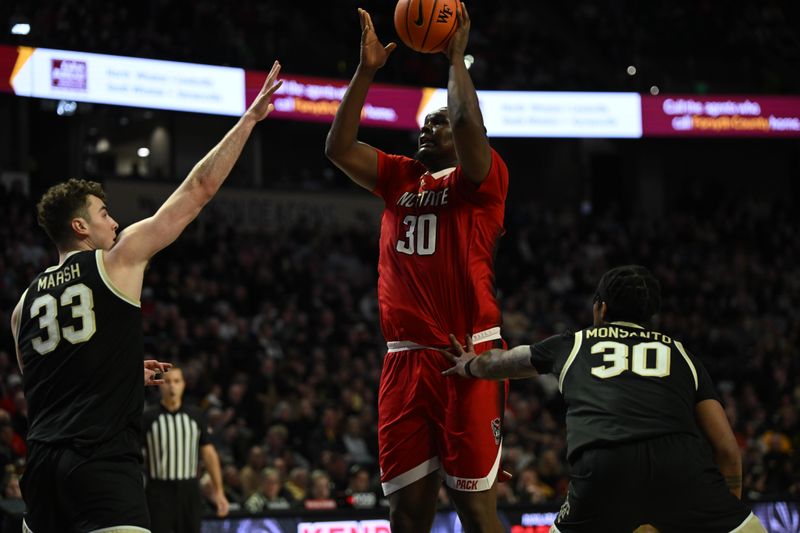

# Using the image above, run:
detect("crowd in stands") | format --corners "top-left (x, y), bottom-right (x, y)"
top-left (3, 0), bottom-right (799, 93)
top-left (0, 180), bottom-right (797, 516)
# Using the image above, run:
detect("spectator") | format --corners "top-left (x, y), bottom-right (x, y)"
top-left (239, 445), bottom-right (267, 500)
top-left (244, 467), bottom-right (293, 512)
top-left (304, 470), bottom-right (335, 510)
top-left (284, 466), bottom-right (310, 503)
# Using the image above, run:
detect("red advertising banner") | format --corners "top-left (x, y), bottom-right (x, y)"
top-left (245, 69), bottom-right (425, 130)
top-left (642, 95), bottom-right (800, 137)
top-left (0, 45), bottom-right (21, 93)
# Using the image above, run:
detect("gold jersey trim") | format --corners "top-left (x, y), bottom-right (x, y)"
top-left (43, 250), bottom-right (81, 273)
top-left (609, 320), bottom-right (644, 329)
top-left (95, 250), bottom-right (141, 308)
top-left (559, 330), bottom-right (584, 393)
top-left (674, 340), bottom-right (698, 391)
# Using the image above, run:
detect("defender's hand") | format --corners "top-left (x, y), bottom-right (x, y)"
top-left (359, 9), bottom-right (397, 71)
top-left (244, 60), bottom-right (283, 122)
top-left (442, 334), bottom-right (478, 377)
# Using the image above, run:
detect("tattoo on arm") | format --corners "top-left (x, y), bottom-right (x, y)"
top-left (483, 346), bottom-right (536, 379)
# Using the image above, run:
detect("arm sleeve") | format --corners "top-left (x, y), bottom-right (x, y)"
top-left (373, 150), bottom-right (423, 202)
top-left (453, 147), bottom-right (509, 205)
top-left (529, 331), bottom-right (576, 375)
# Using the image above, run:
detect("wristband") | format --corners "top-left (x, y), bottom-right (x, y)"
top-left (464, 358), bottom-right (477, 378)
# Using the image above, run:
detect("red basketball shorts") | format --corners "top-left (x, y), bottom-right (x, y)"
top-left (378, 328), bottom-right (509, 496)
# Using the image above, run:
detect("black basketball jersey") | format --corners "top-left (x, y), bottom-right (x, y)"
top-left (16, 250), bottom-right (143, 447)
top-left (530, 321), bottom-right (718, 462)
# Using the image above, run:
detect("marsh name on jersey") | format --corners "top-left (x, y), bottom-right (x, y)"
top-left (37, 263), bottom-right (82, 290)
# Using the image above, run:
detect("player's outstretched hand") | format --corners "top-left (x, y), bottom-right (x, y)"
top-left (244, 60), bottom-right (283, 122)
top-left (442, 334), bottom-right (478, 377)
top-left (359, 8), bottom-right (397, 71)
top-left (144, 359), bottom-right (172, 386)
top-left (444, 2), bottom-right (470, 62)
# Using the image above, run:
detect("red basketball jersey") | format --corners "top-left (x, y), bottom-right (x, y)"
top-left (372, 148), bottom-right (508, 346)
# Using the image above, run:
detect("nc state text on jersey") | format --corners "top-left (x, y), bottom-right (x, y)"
top-left (396, 187), bottom-right (450, 208)
top-left (38, 264), bottom-right (81, 290)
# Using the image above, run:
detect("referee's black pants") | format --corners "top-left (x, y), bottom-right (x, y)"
top-left (145, 478), bottom-right (202, 533)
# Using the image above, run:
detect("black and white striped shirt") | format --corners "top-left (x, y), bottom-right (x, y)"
top-left (142, 403), bottom-right (210, 481)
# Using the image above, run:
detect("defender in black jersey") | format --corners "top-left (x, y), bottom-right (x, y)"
top-left (10, 63), bottom-right (283, 533)
top-left (444, 266), bottom-right (766, 533)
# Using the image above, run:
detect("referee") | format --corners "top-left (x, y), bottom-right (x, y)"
top-left (143, 367), bottom-right (229, 533)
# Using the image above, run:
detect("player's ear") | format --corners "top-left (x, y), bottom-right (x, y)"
top-left (71, 217), bottom-right (89, 237)
top-left (592, 300), bottom-right (607, 326)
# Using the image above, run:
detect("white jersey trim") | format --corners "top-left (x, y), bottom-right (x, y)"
top-left (26, 522), bottom-right (153, 533)
top-left (44, 250), bottom-right (81, 273)
top-left (430, 167), bottom-right (456, 179)
top-left (442, 442), bottom-right (502, 493)
top-left (609, 320), bottom-right (644, 329)
top-left (558, 330), bottom-right (584, 393)
top-left (674, 340), bottom-right (698, 391)
top-left (381, 456), bottom-right (440, 496)
top-left (729, 512), bottom-right (764, 533)
top-left (386, 327), bottom-right (501, 353)
top-left (88, 527), bottom-right (151, 533)
top-left (95, 250), bottom-right (141, 308)
top-left (15, 288), bottom-right (28, 340)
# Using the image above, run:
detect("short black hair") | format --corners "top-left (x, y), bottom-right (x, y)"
top-left (594, 265), bottom-right (661, 324)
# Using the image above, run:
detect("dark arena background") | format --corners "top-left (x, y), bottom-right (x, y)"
top-left (0, 1), bottom-right (799, 532)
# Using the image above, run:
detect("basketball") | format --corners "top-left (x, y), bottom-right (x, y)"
top-left (394, 0), bottom-right (461, 54)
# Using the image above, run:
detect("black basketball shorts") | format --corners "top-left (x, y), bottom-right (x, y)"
top-left (552, 433), bottom-right (754, 533)
top-left (21, 433), bottom-right (149, 533)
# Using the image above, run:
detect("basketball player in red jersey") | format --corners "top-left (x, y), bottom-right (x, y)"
top-left (325, 5), bottom-right (507, 533)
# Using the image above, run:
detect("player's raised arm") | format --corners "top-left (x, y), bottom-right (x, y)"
top-left (444, 3), bottom-right (491, 185)
top-left (443, 334), bottom-right (538, 380)
top-left (695, 399), bottom-right (743, 498)
top-left (103, 62), bottom-right (282, 295)
top-left (325, 9), bottom-right (397, 191)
